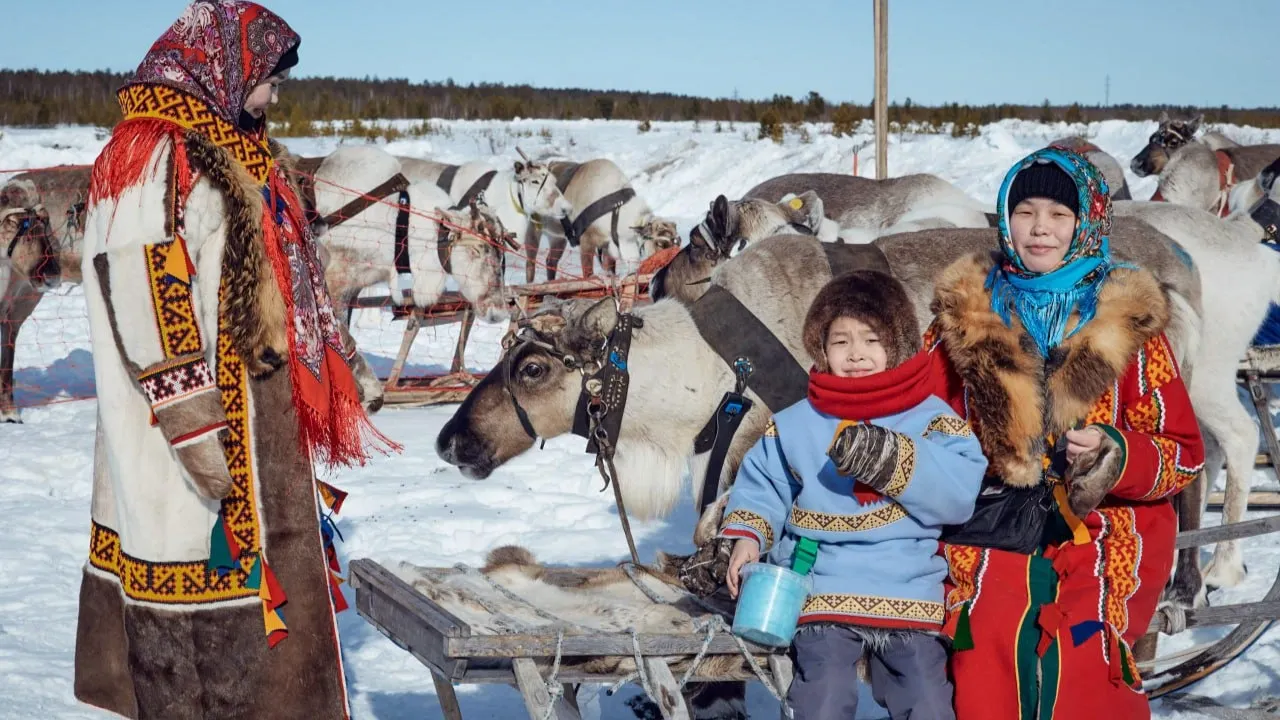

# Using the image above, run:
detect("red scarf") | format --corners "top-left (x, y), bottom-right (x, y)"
top-left (808, 350), bottom-right (936, 504)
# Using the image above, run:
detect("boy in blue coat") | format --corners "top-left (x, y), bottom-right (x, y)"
top-left (721, 270), bottom-right (986, 720)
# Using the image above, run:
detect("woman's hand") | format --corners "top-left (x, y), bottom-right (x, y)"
top-left (726, 537), bottom-right (761, 599)
top-left (1065, 426), bottom-right (1104, 464)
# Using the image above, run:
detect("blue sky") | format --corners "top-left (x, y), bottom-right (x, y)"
top-left (2, 0), bottom-right (1275, 108)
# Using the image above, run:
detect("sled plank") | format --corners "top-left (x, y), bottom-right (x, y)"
top-left (768, 655), bottom-right (794, 698)
top-left (431, 671), bottom-right (465, 720)
top-left (1148, 600), bottom-right (1280, 634)
top-left (350, 559), bottom-right (470, 679)
top-left (513, 658), bottom-right (581, 720)
top-left (644, 658), bottom-right (691, 720)
top-left (1176, 513), bottom-right (1280, 549)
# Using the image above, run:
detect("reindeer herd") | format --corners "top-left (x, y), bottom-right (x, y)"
top-left (4, 115), bottom-right (1280, 613)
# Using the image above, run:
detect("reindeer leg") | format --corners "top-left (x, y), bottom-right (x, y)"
top-left (1202, 384), bottom-right (1259, 590)
top-left (546, 236), bottom-right (567, 282)
top-left (523, 222), bottom-right (540, 284)
top-left (578, 242), bottom-right (594, 279)
top-left (1, 288), bottom-right (43, 423)
top-left (1167, 447), bottom-right (1211, 608)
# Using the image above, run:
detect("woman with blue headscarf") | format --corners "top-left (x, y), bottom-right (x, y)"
top-left (925, 146), bottom-right (1205, 719)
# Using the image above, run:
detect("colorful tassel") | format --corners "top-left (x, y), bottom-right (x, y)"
top-left (328, 570), bottom-right (349, 613)
top-left (1036, 603), bottom-right (1066, 657)
top-left (952, 603), bottom-right (974, 651)
top-left (263, 603), bottom-right (288, 648)
top-left (317, 481), bottom-right (348, 514)
top-left (1052, 484), bottom-right (1092, 545)
top-left (1070, 620), bottom-right (1105, 647)
top-left (163, 235), bottom-right (196, 284)
top-left (207, 514), bottom-right (241, 576)
top-left (149, 408), bottom-right (158, 427)
top-left (243, 553), bottom-right (262, 590)
top-left (1119, 641), bottom-right (1135, 686)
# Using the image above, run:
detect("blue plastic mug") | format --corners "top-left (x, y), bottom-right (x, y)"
top-left (732, 562), bottom-right (813, 647)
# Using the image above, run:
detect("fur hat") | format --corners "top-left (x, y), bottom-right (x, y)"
top-left (1008, 161), bottom-right (1080, 216)
top-left (803, 270), bottom-right (921, 371)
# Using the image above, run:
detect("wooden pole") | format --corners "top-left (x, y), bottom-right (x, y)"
top-left (874, 0), bottom-right (888, 179)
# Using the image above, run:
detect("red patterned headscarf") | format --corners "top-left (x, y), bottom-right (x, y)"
top-left (131, 0), bottom-right (299, 125)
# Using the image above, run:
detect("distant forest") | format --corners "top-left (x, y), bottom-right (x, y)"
top-left (4, 69), bottom-right (1279, 138)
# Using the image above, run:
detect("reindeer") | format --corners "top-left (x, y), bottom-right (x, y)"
top-left (522, 157), bottom-right (678, 282)
top-left (399, 150), bottom-right (573, 283)
top-left (1050, 136), bottom-right (1133, 200)
top-left (658, 177), bottom-right (986, 305)
top-left (0, 169), bottom-right (78, 423)
top-left (312, 145), bottom-right (518, 326)
top-left (1131, 112), bottom-right (1280, 214)
top-left (735, 171), bottom-right (992, 245)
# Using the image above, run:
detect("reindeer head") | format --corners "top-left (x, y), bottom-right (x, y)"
top-left (513, 147), bottom-right (572, 220)
top-left (1240, 155), bottom-right (1280, 242)
top-left (439, 199), bottom-right (519, 323)
top-left (632, 217), bottom-right (680, 258)
top-left (690, 191), bottom-right (825, 259)
top-left (1131, 111), bottom-right (1203, 177)
top-left (436, 296), bottom-right (620, 479)
top-left (0, 180), bottom-right (60, 290)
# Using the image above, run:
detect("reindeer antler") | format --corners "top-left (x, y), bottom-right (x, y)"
top-left (516, 146), bottom-right (532, 163)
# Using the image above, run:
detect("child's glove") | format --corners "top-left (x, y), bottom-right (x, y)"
top-left (677, 537), bottom-right (733, 598)
top-left (828, 423), bottom-right (901, 492)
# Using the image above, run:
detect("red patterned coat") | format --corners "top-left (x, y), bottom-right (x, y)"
top-left (925, 253), bottom-right (1205, 720)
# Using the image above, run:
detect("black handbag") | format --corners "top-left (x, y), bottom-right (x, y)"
top-left (940, 434), bottom-right (1069, 554)
top-left (939, 478), bottom-right (1056, 554)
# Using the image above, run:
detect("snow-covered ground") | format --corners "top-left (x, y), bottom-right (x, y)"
top-left (3, 118), bottom-right (1280, 718)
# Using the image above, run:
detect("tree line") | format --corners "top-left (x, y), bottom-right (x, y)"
top-left (3, 69), bottom-right (1279, 132)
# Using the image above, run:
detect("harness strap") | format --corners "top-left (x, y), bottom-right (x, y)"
top-left (5, 214), bottom-right (33, 258)
top-left (321, 172), bottom-right (410, 229)
top-left (436, 164), bottom-right (459, 193)
top-left (570, 314), bottom-right (643, 456)
top-left (565, 188), bottom-right (636, 248)
top-left (454, 170), bottom-right (497, 211)
top-left (393, 190), bottom-right (412, 276)
top-left (554, 162), bottom-right (583, 193)
top-left (822, 241), bottom-right (891, 277)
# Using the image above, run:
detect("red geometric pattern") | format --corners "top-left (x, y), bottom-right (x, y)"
top-left (137, 355), bottom-right (216, 408)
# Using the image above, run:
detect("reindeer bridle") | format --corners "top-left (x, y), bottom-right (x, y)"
top-left (2, 207), bottom-right (44, 259)
top-left (1149, 125), bottom-right (1192, 152)
top-left (498, 310), bottom-right (646, 564)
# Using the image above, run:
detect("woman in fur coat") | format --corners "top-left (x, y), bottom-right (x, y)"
top-left (74, 2), bottom-right (395, 718)
top-left (926, 146), bottom-right (1205, 719)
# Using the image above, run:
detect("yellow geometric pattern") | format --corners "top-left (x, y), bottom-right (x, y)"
top-left (721, 509), bottom-right (774, 550)
top-left (882, 433), bottom-right (916, 498)
top-left (145, 242), bottom-right (204, 358)
top-left (802, 593), bottom-right (945, 624)
top-left (763, 418), bottom-right (778, 437)
top-left (944, 544), bottom-right (987, 612)
top-left (789, 502), bottom-right (908, 533)
top-left (924, 414), bottom-right (973, 438)
top-left (118, 84), bottom-right (274, 184)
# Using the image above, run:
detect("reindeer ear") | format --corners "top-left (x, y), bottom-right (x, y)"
top-left (712, 195), bottom-right (730, 231)
top-left (514, 161), bottom-right (525, 174)
top-left (579, 297), bottom-right (619, 341)
top-left (1189, 114), bottom-right (1204, 133)
top-left (1158, 110), bottom-right (1169, 124)
top-left (780, 191), bottom-right (825, 233)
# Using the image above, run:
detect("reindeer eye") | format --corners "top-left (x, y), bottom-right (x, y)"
top-left (520, 362), bottom-right (546, 380)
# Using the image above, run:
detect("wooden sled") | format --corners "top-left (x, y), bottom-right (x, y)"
top-left (349, 559), bottom-right (791, 720)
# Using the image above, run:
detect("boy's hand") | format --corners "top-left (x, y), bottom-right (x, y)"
top-left (726, 537), bottom-right (761, 599)
top-left (828, 423), bottom-right (901, 492)
top-left (1065, 427), bottom-right (1104, 464)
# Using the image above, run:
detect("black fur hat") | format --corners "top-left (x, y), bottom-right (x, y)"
top-left (803, 270), bottom-right (921, 371)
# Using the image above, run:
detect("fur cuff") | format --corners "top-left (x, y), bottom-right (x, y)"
top-left (1065, 426), bottom-right (1126, 517)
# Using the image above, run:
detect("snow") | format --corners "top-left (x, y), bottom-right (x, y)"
top-left (4, 117), bottom-right (1280, 718)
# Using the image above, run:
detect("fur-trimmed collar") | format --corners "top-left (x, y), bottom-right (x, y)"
top-left (930, 251), bottom-right (1170, 487)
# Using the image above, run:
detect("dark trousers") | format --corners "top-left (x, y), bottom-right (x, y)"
top-left (786, 624), bottom-right (954, 720)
